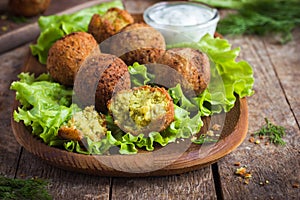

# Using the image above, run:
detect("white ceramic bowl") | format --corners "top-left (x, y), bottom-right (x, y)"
top-left (143, 1), bottom-right (219, 45)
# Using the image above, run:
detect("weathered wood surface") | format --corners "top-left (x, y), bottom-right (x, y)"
top-left (217, 32), bottom-right (300, 199)
top-left (0, 0), bottom-right (299, 199)
top-left (0, 43), bottom-right (24, 178)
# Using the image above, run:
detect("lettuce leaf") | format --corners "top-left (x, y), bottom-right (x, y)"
top-left (30, 0), bottom-right (123, 64)
top-left (64, 137), bottom-right (112, 155)
top-left (10, 73), bottom-right (80, 143)
top-left (128, 62), bottom-right (155, 87)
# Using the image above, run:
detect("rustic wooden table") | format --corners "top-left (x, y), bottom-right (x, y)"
top-left (0, 0), bottom-right (299, 199)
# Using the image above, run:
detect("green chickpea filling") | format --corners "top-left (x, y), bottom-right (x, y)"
top-left (67, 106), bottom-right (106, 142)
top-left (129, 89), bottom-right (167, 127)
top-left (110, 87), bottom-right (169, 132)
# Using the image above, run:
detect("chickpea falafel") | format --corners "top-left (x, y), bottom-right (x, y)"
top-left (9, 0), bottom-right (51, 17)
top-left (73, 53), bottom-right (131, 114)
top-left (47, 32), bottom-right (100, 86)
top-left (88, 7), bottom-right (134, 46)
top-left (107, 85), bottom-right (174, 136)
top-left (153, 47), bottom-right (210, 96)
top-left (108, 23), bottom-right (166, 66)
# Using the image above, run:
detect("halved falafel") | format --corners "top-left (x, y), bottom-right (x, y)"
top-left (153, 48), bottom-right (210, 96)
top-left (58, 106), bottom-right (107, 142)
top-left (88, 7), bottom-right (134, 46)
top-left (108, 23), bottom-right (166, 66)
top-left (47, 32), bottom-right (100, 86)
top-left (107, 85), bottom-right (174, 135)
top-left (73, 53), bottom-right (131, 114)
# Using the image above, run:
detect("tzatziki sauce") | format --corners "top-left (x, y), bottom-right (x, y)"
top-left (143, 2), bottom-right (219, 44)
top-left (148, 4), bottom-right (214, 26)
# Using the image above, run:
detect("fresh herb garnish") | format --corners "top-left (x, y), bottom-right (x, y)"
top-left (0, 175), bottom-right (52, 200)
top-left (191, 134), bottom-right (218, 144)
top-left (254, 118), bottom-right (286, 145)
top-left (216, 0), bottom-right (300, 44)
top-left (10, 16), bottom-right (28, 23)
top-left (191, 0), bottom-right (252, 9)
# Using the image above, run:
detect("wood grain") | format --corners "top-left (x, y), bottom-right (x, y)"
top-left (111, 168), bottom-right (217, 200)
top-left (15, 149), bottom-right (111, 200)
top-left (0, 44), bottom-right (28, 177)
top-left (264, 28), bottom-right (300, 125)
top-left (217, 31), bottom-right (300, 199)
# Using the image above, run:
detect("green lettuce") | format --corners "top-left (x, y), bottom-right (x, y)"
top-left (128, 62), bottom-right (155, 87)
top-left (63, 137), bottom-right (112, 155)
top-left (30, 0), bottom-right (123, 64)
top-left (10, 73), bottom-right (80, 144)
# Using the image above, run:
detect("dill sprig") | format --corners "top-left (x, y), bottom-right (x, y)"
top-left (0, 175), bottom-right (52, 200)
top-left (217, 0), bottom-right (300, 44)
top-left (254, 118), bottom-right (286, 145)
top-left (192, 134), bottom-right (218, 144)
top-left (10, 16), bottom-right (28, 24)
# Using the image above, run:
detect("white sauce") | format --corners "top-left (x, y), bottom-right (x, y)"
top-left (148, 4), bottom-right (214, 26)
top-left (144, 2), bottom-right (219, 44)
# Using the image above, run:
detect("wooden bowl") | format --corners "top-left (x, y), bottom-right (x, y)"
top-left (11, 51), bottom-right (249, 177)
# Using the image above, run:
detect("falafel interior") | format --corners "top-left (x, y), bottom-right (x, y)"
top-left (108, 85), bottom-right (174, 136)
top-left (58, 106), bottom-right (107, 143)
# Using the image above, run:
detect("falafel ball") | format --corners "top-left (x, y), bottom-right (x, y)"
top-left (108, 23), bottom-right (166, 66)
top-left (58, 106), bottom-right (107, 142)
top-left (47, 32), bottom-right (100, 86)
top-left (73, 53), bottom-right (131, 114)
top-left (153, 48), bottom-right (210, 96)
top-left (88, 7), bottom-right (134, 46)
top-left (107, 85), bottom-right (174, 136)
top-left (9, 0), bottom-right (51, 17)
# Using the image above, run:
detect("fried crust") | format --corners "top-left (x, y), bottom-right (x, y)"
top-left (47, 32), bottom-right (100, 86)
top-left (73, 53), bottom-right (131, 113)
top-left (9, 0), bottom-right (51, 17)
top-left (88, 7), bottom-right (134, 44)
top-left (155, 48), bottom-right (210, 95)
top-left (109, 23), bottom-right (166, 66)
